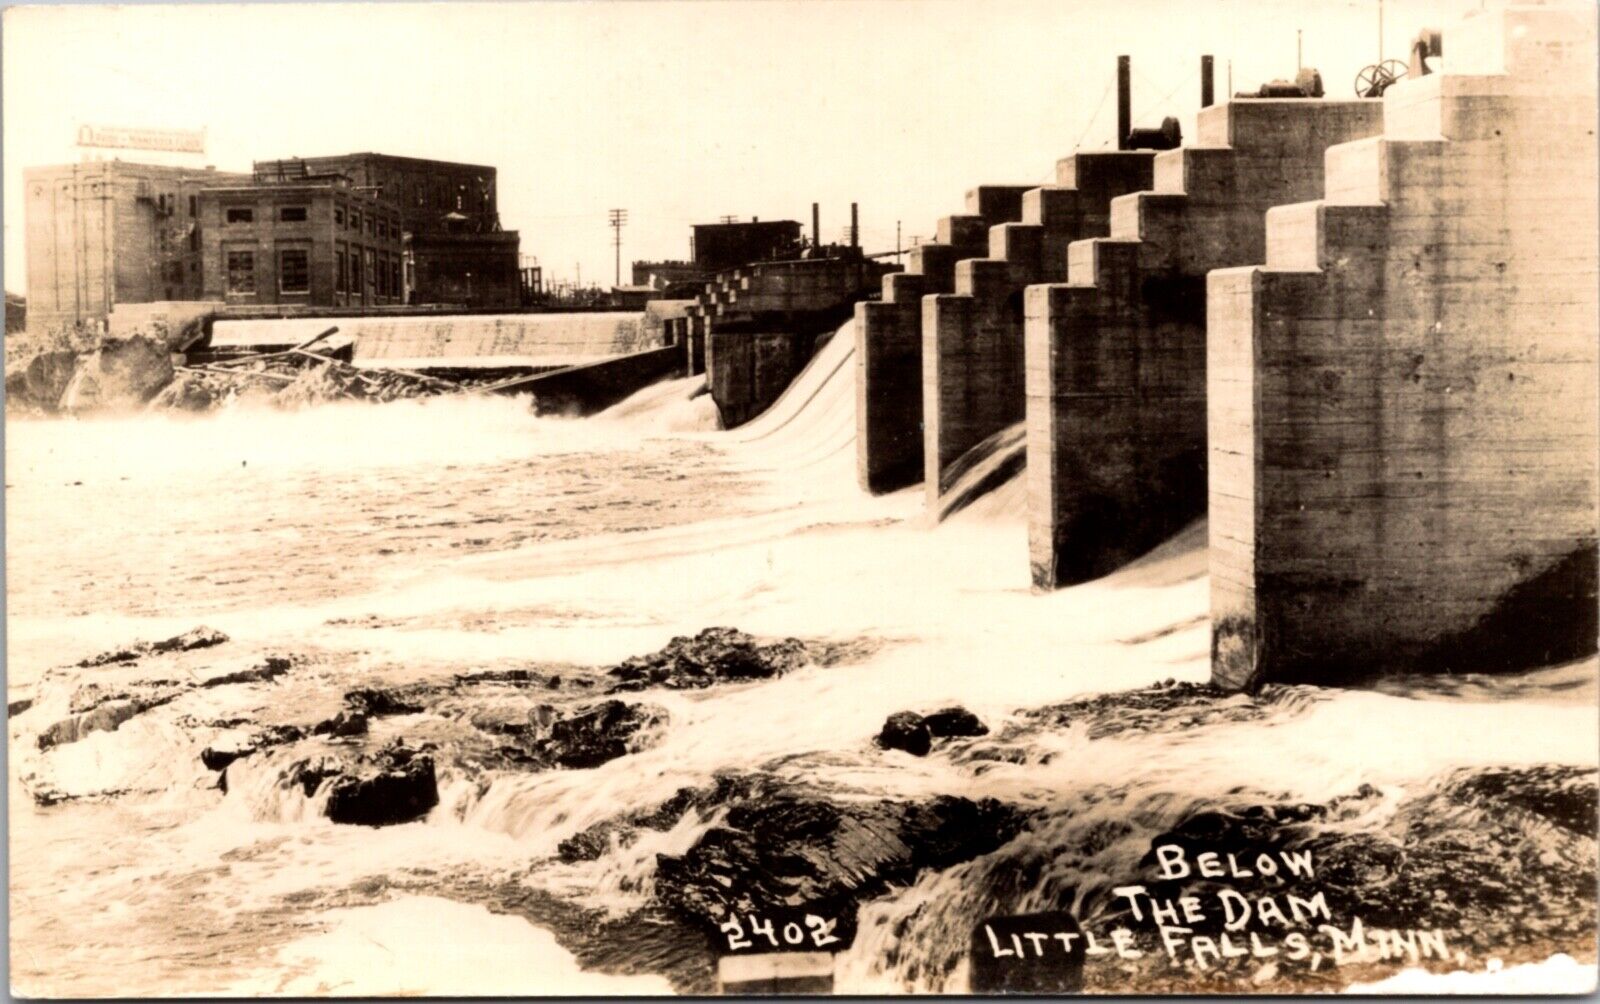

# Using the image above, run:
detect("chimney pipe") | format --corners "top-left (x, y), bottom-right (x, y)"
top-left (850, 202), bottom-right (859, 248)
top-left (1117, 55), bottom-right (1132, 150)
top-left (812, 202), bottom-right (820, 250)
top-left (1201, 54), bottom-right (1215, 108)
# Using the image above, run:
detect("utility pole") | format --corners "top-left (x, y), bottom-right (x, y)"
top-left (1297, 29), bottom-right (1303, 72)
top-left (608, 208), bottom-right (628, 287)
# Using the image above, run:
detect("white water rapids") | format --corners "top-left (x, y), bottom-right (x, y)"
top-left (6, 322), bottom-right (1596, 995)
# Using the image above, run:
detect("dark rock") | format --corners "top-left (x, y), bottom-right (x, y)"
top-left (607, 627), bottom-right (808, 692)
top-left (201, 656), bottom-right (293, 688)
top-left (1075, 764), bottom-right (1599, 991)
top-left (876, 711), bottom-right (931, 756)
top-left (923, 706), bottom-right (988, 738)
top-left (202, 724), bottom-right (307, 775)
top-left (520, 699), bottom-right (665, 769)
top-left (311, 710), bottom-right (369, 738)
top-left (343, 687), bottom-right (427, 717)
top-left (558, 773), bottom-right (766, 864)
top-left (76, 626), bottom-right (229, 667)
top-left (655, 788), bottom-right (1027, 947)
top-left (38, 692), bottom-right (183, 750)
top-left (58, 336), bottom-right (174, 413)
top-left (1017, 679), bottom-right (1323, 740)
top-left (8, 697), bottom-right (34, 717)
top-left (314, 743), bottom-right (439, 827)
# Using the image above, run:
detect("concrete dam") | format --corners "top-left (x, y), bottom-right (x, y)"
top-left (696, 0), bottom-right (1599, 691)
top-left (210, 310), bottom-right (668, 371)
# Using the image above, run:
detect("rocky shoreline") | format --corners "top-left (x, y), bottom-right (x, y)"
top-left (11, 624), bottom-right (1597, 993)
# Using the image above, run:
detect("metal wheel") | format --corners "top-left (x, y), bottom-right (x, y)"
top-left (1355, 60), bottom-right (1408, 98)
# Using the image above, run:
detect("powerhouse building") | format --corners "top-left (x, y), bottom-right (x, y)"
top-left (22, 152), bottom-right (523, 332)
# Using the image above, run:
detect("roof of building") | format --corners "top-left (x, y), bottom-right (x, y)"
top-left (266, 152), bottom-right (498, 174)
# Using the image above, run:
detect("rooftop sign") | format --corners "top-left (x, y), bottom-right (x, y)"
top-left (76, 124), bottom-right (206, 154)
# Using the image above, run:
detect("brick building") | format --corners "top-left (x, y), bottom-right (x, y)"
top-left (254, 153), bottom-right (521, 309)
top-left (23, 161), bottom-right (249, 333)
top-left (23, 152), bottom-right (522, 326)
top-left (692, 219), bottom-right (802, 272)
top-left (197, 178), bottom-right (405, 309)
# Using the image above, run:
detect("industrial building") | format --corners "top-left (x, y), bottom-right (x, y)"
top-left (253, 153), bottom-right (522, 309)
top-left (22, 151), bottom-right (524, 332)
top-left (197, 171), bottom-right (405, 310)
top-left (22, 161), bottom-right (250, 334)
top-left (631, 218), bottom-right (808, 299)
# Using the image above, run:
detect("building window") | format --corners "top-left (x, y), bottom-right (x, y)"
top-left (226, 250), bottom-right (255, 293)
top-left (189, 194), bottom-right (197, 217)
top-left (351, 210), bottom-right (362, 232)
top-left (335, 207), bottom-right (345, 227)
top-left (225, 207), bottom-right (254, 224)
top-left (350, 248), bottom-right (363, 293)
top-left (391, 260), bottom-right (402, 298)
top-left (376, 253), bottom-right (387, 296)
top-left (336, 249), bottom-right (347, 294)
top-left (189, 227), bottom-right (199, 251)
top-left (367, 215), bottom-right (376, 236)
top-left (366, 248), bottom-right (376, 288)
top-left (279, 206), bottom-right (308, 222)
top-left (279, 248), bottom-right (309, 293)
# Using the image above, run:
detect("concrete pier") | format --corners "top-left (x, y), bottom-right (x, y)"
top-left (854, 186), bottom-right (1033, 493)
top-left (702, 257), bottom-right (887, 428)
top-left (922, 153), bottom-right (1154, 507)
top-left (1208, 3), bottom-right (1599, 689)
top-left (1023, 98), bottom-right (1383, 589)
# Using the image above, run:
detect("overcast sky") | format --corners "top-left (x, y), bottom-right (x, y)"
top-left (4, 0), bottom-right (1484, 295)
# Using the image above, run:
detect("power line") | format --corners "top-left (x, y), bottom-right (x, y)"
top-left (1132, 67), bottom-right (1198, 126)
top-left (608, 208), bottom-right (627, 286)
top-left (1071, 78), bottom-right (1115, 155)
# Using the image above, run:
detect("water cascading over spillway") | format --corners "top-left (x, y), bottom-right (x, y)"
top-left (210, 311), bottom-right (656, 369)
top-left (7, 296), bottom-right (1596, 997)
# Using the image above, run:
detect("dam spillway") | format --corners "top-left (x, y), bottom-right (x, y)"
top-left (821, 0), bottom-right (1597, 689)
top-left (208, 311), bottom-right (665, 371)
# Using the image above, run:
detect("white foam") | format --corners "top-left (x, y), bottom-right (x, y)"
top-left (232, 895), bottom-right (674, 996)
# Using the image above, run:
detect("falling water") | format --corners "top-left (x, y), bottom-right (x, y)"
top-left (7, 322), bottom-right (1596, 995)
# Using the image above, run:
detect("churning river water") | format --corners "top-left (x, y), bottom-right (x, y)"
top-left (6, 327), bottom-right (1597, 995)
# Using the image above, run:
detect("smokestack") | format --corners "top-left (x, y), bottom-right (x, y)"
top-left (812, 202), bottom-right (820, 250)
top-left (1201, 54), bottom-right (1215, 108)
top-left (850, 203), bottom-right (859, 248)
top-left (1117, 55), bottom-right (1132, 150)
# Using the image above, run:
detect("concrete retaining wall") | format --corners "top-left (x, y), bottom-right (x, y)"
top-left (1208, 3), bottom-right (1599, 688)
top-left (1023, 99), bottom-right (1383, 590)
